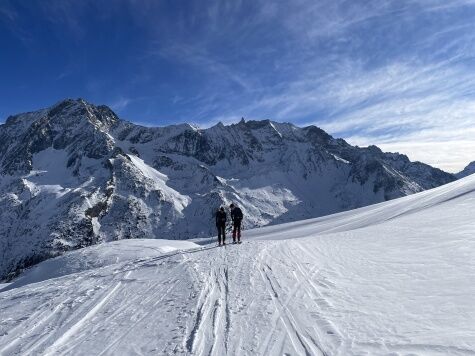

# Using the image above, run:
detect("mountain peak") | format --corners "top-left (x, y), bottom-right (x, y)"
top-left (3, 98), bottom-right (118, 129)
top-left (47, 98), bottom-right (118, 129)
top-left (456, 161), bottom-right (475, 178)
top-left (2, 99), bottom-right (86, 127)
top-left (48, 98), bottom-right (88, 116)
top-left (303, 125), bottom-right (335, 145)
top-left (53, 97), bottom-right (87, 106)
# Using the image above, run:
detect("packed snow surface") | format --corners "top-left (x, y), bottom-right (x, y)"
top-left (1, 175), bottom-right (474, 355)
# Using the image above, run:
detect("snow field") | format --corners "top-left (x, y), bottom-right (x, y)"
top-left (0, 175), bottom-right (474, 355)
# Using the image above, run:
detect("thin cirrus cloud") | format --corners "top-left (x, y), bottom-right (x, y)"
top-left (0, 0), bottom-right (474, 172)
top-left (171, 0), bottom-right (475, 173)
top-left (261, 61), bottom-right (475, 172)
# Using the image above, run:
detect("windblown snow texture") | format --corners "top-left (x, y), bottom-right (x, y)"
top-left (0, 174), bottom-right (474, 355)
top-left (0, 98), bottom-right (455, 280)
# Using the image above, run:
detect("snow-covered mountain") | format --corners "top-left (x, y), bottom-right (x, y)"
top-left (1, 171), bottom-right (474, 355)
top-left (0, 98), bottom-right (456, 280)
top-left (456, 160), bottom-right (475, 178)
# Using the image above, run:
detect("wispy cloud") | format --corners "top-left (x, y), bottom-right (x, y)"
top-left (0, 1), bottom-right (34, 46)
top-left (2, 0), bottom-right (475, 171)
top-left (172, 0), bottom-right (475, 172)
top-left (109, 96), bottom-right (131, 112)
top-left (157, 44), bottom-right (254, 91)
top-left (0, 4), bottom-right (17, 22)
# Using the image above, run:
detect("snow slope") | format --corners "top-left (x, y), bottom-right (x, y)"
top-left (0, 175), bottom-right (474, 355)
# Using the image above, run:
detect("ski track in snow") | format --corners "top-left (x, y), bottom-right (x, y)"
top-left (1, 176), bottom-right (475, 355)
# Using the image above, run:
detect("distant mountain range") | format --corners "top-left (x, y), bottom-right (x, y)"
top-left (0, 99), bottom-right (459, 279)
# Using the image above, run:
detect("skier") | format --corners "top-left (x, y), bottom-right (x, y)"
top-left (215, 207), bottom-right (227, 246)
top-left (230, 203), bottom-right (243, 244)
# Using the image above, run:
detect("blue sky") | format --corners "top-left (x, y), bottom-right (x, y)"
top-left (1, 0), bottom-right (475, 172)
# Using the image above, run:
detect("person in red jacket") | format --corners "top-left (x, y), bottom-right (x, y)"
top-left (230, 203), bottom-right (243, 244)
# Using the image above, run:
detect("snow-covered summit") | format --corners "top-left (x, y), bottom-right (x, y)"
top-left (0, 98), bottom-right (118, 175)
top-left (0, 99), bottom-right (456, 280)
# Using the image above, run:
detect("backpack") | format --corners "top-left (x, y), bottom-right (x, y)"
top-left (216, 210), bottom-right (226, 224)
top-left (233, 207), bottom-right (243, 220)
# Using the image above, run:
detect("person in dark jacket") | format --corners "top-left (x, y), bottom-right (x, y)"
top-left (215, 207), bottom-right (227, 246)
top-left (230, 203), bottom-right (243, 244)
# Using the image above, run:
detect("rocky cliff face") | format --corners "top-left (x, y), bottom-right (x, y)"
top-left (0, 99), bottom-right (456, 280)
